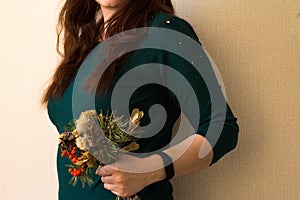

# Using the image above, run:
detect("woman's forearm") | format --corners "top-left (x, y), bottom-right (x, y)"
top-left (166, 134), bottom-right (213, 178)
top-left (96, 134), bottom-right (214, 197)
top-left (143, 134), bottom-right (213, 184)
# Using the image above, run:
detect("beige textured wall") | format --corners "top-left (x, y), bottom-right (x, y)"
top-left (0, 0), bottom-right (59, 199)
top-left (0, 0), bottom-right (299, 199)
top-left (171, 0), bottom-right (300, 200)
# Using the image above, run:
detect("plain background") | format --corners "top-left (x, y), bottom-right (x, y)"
top-left (1, 0), bottom-right (299, 199)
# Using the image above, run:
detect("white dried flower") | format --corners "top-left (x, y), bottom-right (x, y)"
top-left (76, 110), bottom-right (104, 150)
top-left (76, 110), bottom-right (99, 135)
top-left (76, 137), bottom-right (86, 151)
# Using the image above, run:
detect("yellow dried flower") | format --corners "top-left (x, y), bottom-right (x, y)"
top-left (99, 113), bottom-right (104, 127)
top-left (72, 130), bottom-right (80, 138)
top-left (130, 108), bottom-right (144, 125)
top-left (122, 142), bottom-right (139, 151)
top-left (78, 152), bottom-right (97, 168)
top-left (58, 132), bottom-right (65, 143)
top-left (127, 108), bottom-right (144, 133)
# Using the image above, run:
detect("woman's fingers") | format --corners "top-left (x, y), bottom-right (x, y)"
top-left (96, 165), bottom-right (113, 176)
top-left (103, 183), bottom-right (116, 191)
top-left (96, 164), bottom-right (143, 197)
top-left (101, 175), bottom-right (114, 184)
top-left (110, 190), bottom-right (121, 197)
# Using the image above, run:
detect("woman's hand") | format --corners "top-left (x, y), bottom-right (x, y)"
top-left (96, 135), bottom-right (214, 198)
top-left (95, 155), bottom-right (165, 197)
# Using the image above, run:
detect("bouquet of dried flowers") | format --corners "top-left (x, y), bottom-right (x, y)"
top-left (58, 108), bottom-right (144, 200)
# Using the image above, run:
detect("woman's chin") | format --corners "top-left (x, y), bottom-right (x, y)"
top-left (95, 0), bottom-right (122, 8)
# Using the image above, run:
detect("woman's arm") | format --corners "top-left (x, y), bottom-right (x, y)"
top-left (96, 134), bottom-right (213, 197)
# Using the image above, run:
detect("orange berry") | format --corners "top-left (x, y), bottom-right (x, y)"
top-left (76, 170), bottom-right (81, 176)
top-left (61, 150), bottom-right (67, 157)
top-left (72, 160), bottom-right (77, 164)
top-left (69, 155), bottom-right (74, 160)
top-left (68, 168), bottom-right (72, 173)
top-left (71, 150), bottom-right (76, 155)
top-left (71, 172), bottom-right (75, 176)
top-left (80, 168), bottom-right (84, 173)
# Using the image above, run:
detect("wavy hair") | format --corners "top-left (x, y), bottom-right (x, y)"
top-left (41, 0), bottom-right (174, 106)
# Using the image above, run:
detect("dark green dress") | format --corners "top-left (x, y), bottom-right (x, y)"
top-left (47, 12), bottom-right (239, 200)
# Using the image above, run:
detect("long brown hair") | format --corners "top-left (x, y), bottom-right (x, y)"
top-left (41, 0), bottom-right (174, 106)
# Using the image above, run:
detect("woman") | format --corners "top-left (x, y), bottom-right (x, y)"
top-left (42, 0), bottom-right (239, 199)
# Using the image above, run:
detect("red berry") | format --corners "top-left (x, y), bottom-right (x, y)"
top-left (72, 158), bottom-right (77, 164)
top-left (61, 150), bottom-right (67, 157)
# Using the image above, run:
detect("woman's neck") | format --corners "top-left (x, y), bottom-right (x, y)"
top-left (100, 6), bottom-right (118, 39)
top-left (101, 6), bottom-right (117, 23)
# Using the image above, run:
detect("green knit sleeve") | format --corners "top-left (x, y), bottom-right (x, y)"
top-left (148, 13), bottom-right (239, 165)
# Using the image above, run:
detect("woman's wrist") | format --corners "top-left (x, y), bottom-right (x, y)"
top-left (142, 154), bottom-right (167, 185)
